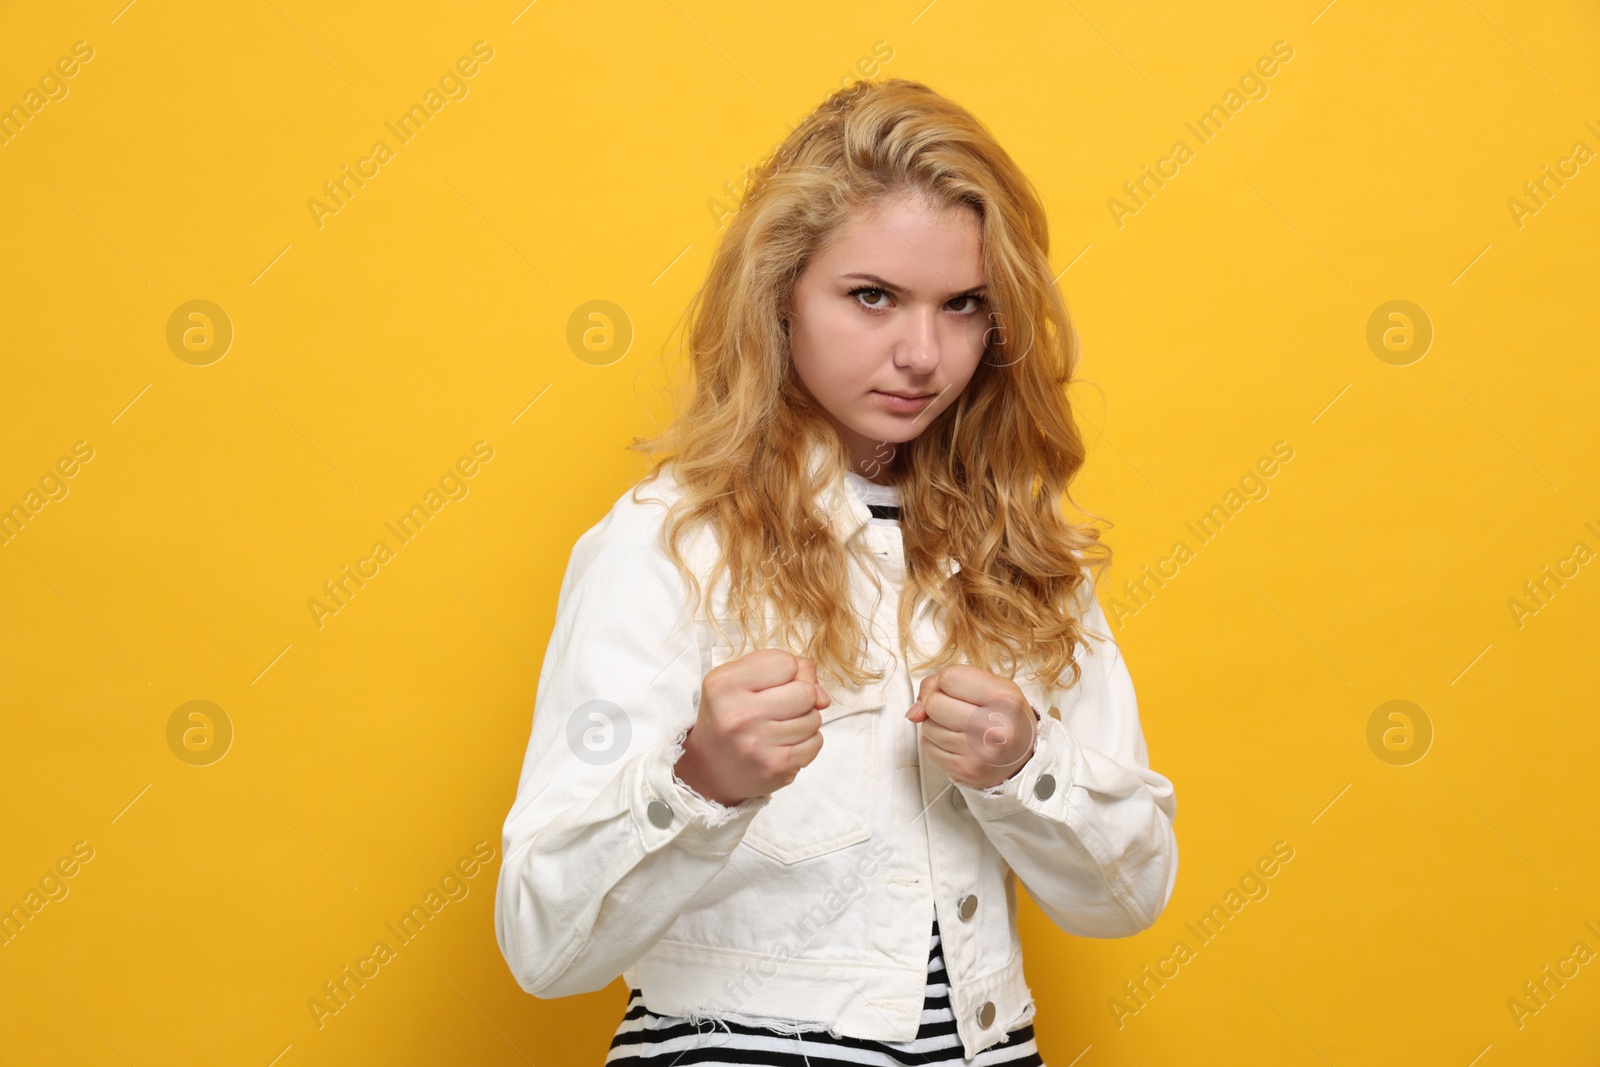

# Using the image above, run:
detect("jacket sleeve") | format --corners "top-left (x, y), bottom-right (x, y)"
top-left (955, 583), bottom-right (1179, 938)
top-left (493, 490), bottom-right (773, 998)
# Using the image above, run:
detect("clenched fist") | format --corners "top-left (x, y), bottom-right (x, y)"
top-left (907, 663), bottom-right (1038, 790)
top-left (673, 649), bottom-right (832, 807)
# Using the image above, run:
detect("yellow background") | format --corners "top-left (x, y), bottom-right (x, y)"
top-left (2, 0), bottom-right (1597, 1063)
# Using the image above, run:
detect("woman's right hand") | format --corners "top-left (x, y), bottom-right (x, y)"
top-left (673, 649), bottom-right (831, 807)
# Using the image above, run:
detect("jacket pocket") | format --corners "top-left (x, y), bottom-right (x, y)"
top-left (702, 614), bottom-right (886, 865)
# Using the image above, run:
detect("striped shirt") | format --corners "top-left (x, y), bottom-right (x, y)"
top-left (605, 913), bottom-right (1046, 1065)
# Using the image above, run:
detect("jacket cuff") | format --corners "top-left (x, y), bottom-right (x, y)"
top-left (957, 710), bottom-right (1079, 820)
top-left (637, 725), bottom-right (771, 854)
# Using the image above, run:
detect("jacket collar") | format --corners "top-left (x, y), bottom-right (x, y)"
top-left (805, 435), bottom-right (873, 547)
top-left (803, 435), bottom-right (960, 580)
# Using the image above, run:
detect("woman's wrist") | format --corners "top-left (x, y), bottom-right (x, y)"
top-left (1002, 704), bottom-right (1041, 782)
top-left (673, 729), bottom-right (746, 808)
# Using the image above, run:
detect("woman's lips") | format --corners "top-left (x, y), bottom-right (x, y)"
top-left (872, 390), bottom-right (935, 413)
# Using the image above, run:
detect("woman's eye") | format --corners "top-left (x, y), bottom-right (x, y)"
top-left (849, 288), bottom-right (985, 313)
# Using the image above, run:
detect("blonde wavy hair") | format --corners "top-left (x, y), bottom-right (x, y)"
top-left (631, 77), bottom-right (1111, 693)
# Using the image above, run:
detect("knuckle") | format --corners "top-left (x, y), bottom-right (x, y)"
top-left (703, 669), bottom-right (737, 704)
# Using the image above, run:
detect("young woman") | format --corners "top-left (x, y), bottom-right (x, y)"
top-left (495, 78), bottom-right (1179, 1065)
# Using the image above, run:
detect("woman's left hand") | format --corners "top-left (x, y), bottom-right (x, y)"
top-left (906, 664), bottom-right (1039, 791)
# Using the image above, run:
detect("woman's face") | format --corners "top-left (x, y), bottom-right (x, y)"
top-left (788, 192), bottom-right (990, 483)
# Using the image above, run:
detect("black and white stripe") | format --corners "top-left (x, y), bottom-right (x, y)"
top-left (605, 914), bottom-right (1045, 1065)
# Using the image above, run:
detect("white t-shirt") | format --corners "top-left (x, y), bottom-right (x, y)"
top-left (843, 469), bottom-right (902, 525)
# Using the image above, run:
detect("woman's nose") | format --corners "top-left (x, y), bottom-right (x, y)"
top-left (896, 307), bottom-right (942, 372)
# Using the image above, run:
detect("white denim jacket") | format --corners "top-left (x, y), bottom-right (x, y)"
top-left (494, 443), bottom-right (1179, 1059)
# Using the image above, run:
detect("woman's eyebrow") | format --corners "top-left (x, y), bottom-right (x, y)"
top-left (839, 271), bottom-right (987, 297)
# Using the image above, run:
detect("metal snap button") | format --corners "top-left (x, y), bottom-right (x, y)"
top-left (977, 1000), bottom-right (996, 1027)
top-left (1034, 773), bottom-right (1056, 800)
top-left (958, 894), bottom-right (977, 920)
top-left (951, 788), bottom-right (966, 810)
top-left (647, 799), bottom-right (674, 828)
